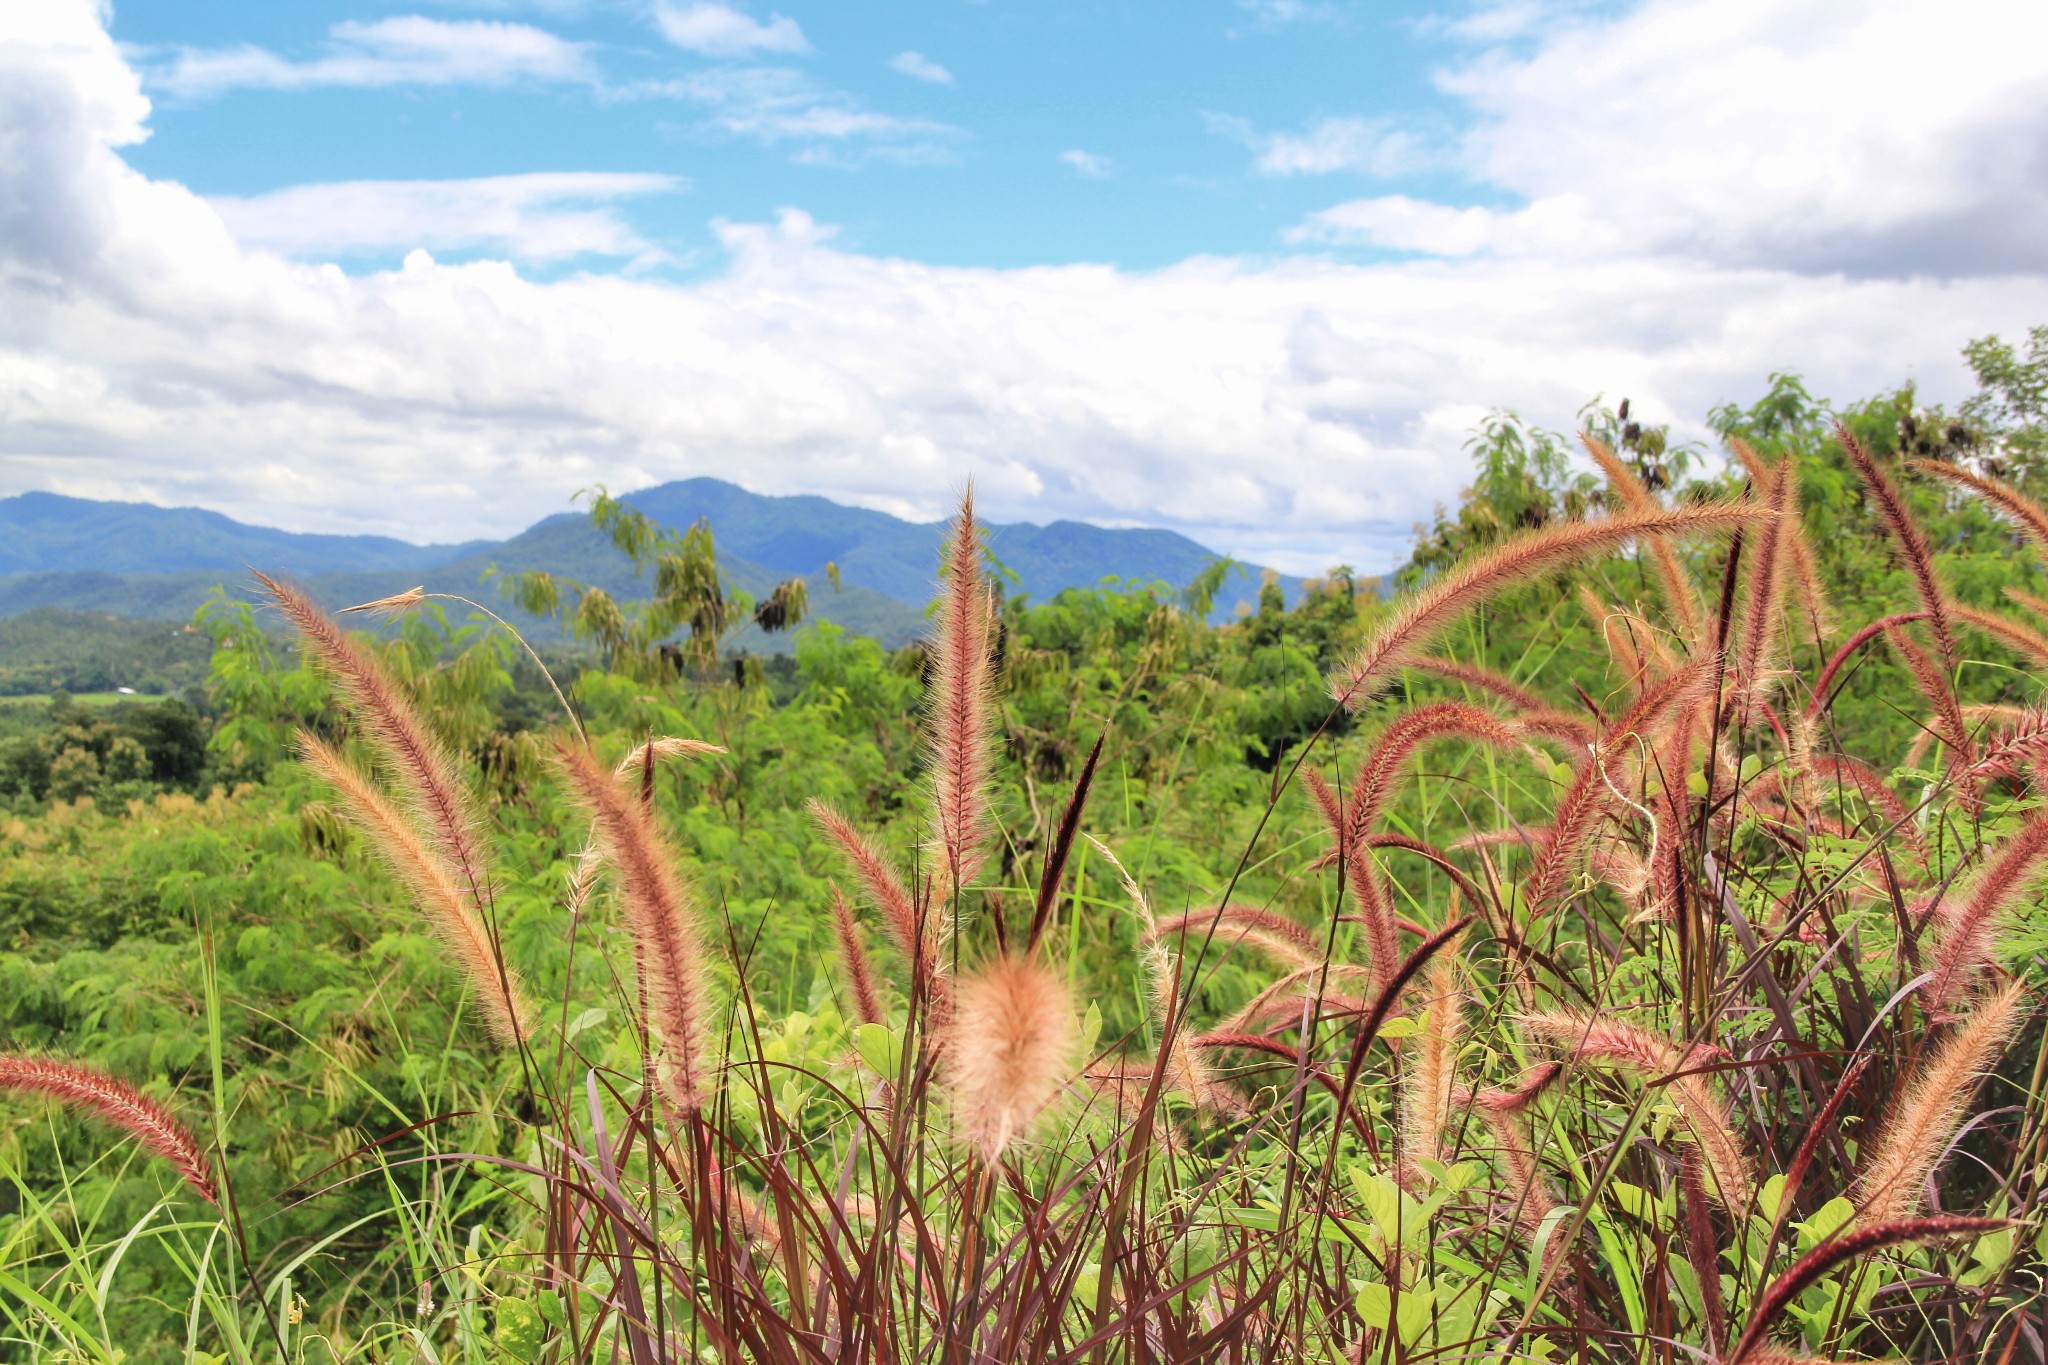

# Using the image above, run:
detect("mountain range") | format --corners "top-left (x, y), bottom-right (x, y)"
top-left (0, 481), bottom-right (1304, 647)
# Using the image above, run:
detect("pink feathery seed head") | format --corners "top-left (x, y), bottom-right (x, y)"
top-left (0, 1055), bottom-right (216, 1205)
top-left (1807, 753), bottom-right (1925, 866)
top-left (1914, 457), bottom-right (2048, 559)
top-left (1524, 661), bottom-right (1714, 914)
top-left (943, 952), bottom-right (1076, 1160)
top-left (299, 733), bottom-right (534, 1045)
top-left (1144, 905), bottom-right (1323, 970)
top-left (1300, 767), bottom-right (1347, 846)
top-left (925, 487), bottom-right (997, 898)
top-left (1328, 502), bottom-right (1759, 711)
top-left (1582, 432), bottom-right (1705, 643)
top-left (1347, 702), bottom-right (1521, 844)
top-left (554, 739), bottom-right (714, 1111)
top-left (1407, 656), bottom-right (1549, 715)
top-left (1525, 1009), bottom-right (1754, 1211)
top-left (1953, 602), bottom-right (2048, 668)
top-left (1840, 423), bottom-right (1959, 676)
top-left (258, 571), bottom-right (492, 905)
top-left (1922, 809), bottom-right (2048, 1017)
top-left (1472, 1061), bottom-right (1564, 1117)
top-left (1728, 1214), bottom-right (2009, 1365)
top-left (808, 798), bottom-right (934, 989)
top-left (1854, 980), bottom-right (2028, 1225)
top-left (1882, 624), bottom-right (1974, 767)
top-left (829, 881), bottom-right (883, 1028)
top-left (1400, 929), bottom-right (1469, 1174)
top-left (1733, 456), bottom-right (1794, 720)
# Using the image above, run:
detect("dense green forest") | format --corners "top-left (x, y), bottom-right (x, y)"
top-left (2, 328), bottom-right (2047, 1363)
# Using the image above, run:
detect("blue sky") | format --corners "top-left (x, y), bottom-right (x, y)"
top-left (2, 1), bottom-right (2045, 574)
top-left (111, 0), bottom-right (1473, 272)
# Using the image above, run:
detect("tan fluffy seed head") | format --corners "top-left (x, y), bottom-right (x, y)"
top-left (944, 953), bottom-right (1076, 1159)
top-left (555, 740), bottom-right (715, 1111)
top-left (1400, 932), bottom-right (1467, 1178)
top-left (259, 572), bottom-right (494, 908)
top-left (1525, 1010), bottom-right (1754, 1212)
top-left (301, 733), bottom-right (535, 1045)
top-left (613, 737), bottom-right (726, 777)
top-left (1328, 503), bottom-right (1759, 710)
top-left (1854, 979), bottom-right (2027, 1226)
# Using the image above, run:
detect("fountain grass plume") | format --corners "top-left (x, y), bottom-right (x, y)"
top-left (943, 951), bottom-right (1077, 1160)
top-left (808, 798), bottom-right (937, 998)
top-left (829, 882), bottom-right (883, 1028)
top-left (1523, 661), bottom-right (1715, 915)
top-left (1733, 454), bottom-right (1795, 721)
top-left (1399, 930), bottom-right (1467, 1179)
top-left (1406, 655), bottom-right (1550, 714)
top-left (1854, 980), bottom-right (2028, 1225)
top-left (1913, 457), bottom-right (2048, 558)
top-left (1732, 438), bottom-right (1830, 637)
top-left (1328, 503), bottom-right (1760, 710)
top-left (1920, 803), bottom-right (2048, 1017)
top-left (926, 486), bottom-right (997, 899)
top-left (1952, 601), bottom-right (2048, 668)
top-left (613, 737), bottom-right (725, 776)
top-left (1144, 905), bottom-right (1323, 971)
top-left (300, 732), bottom-right (535, 1045)
top-left (258, 571), bottom-right (494, 914)
top-left (1583, 433), bottom-right (1704, 643)
top-left (0, 1055), bottom-right (216, 1206)
top-left (1524, 1011), bottom-right (1754, 1214)
top-left (1728, 1214), bottom-right (2008, 1365)
top-left (554, 739), bottom-right (714, 1111)
top-left (1840, 424), bottom-right (1960, 677)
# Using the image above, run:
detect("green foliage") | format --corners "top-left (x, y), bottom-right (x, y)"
top-left (503, 486), bottom-right (812, 681)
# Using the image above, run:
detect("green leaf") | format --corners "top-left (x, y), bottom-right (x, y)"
top-left (1797, 1197), bottom-right (1855, 1249)
top-left (853, 1023), bottom-right (901, 1081)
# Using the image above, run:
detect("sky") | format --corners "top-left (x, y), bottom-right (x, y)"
top-left (2, 0), bottom-right (2046, 575)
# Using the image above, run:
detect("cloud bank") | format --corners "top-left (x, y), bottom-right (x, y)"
top-left (3, 0), bottom-right (2047, 576)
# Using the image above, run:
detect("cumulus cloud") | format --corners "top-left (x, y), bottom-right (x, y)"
top-left (1301, 0), bottom-right (2048, 277)
top-left (1059, 149), bottom-right (1112, 178)
top-left (210, 172), bottom-right (684, 263)
top-left (3, 0), bottom-right (2047, 578)
top-left (652, 3), bottom-right (808, 58)
top-left (142, 15), bottom-right (596, 97)
top-left (888, 51), bottom-right (953, 86)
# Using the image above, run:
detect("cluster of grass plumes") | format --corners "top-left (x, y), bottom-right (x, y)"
top-left (12, 428), bottom-right (2048, 1364)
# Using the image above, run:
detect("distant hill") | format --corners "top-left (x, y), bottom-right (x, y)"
top-left (0, 480), bottom-right (1299, 645)
top-left (0, 491), bottom-right (487, 576)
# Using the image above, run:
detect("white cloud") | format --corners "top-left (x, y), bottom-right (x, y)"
top-left (144, 15), bottom-right (595, 97)
top-left (1219, 115), bottom-right (1421, 177)
top-left (1236, 0), bottom-right (1346, 27)
top-left (1300, 0), bottom-right (2048, 276)
top-left (5, 0), bottom-right (2048, 579)
top-left (652, 3), bottom-right (808, 58)
top-left (210, 172), bottom-right (683, 264)
top-left (629, 65), bottom-right (960, 162)
top-left (1059, 149), bottom-right (1112, 178)
top-left (888, 51), bottom-right (952, 86)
